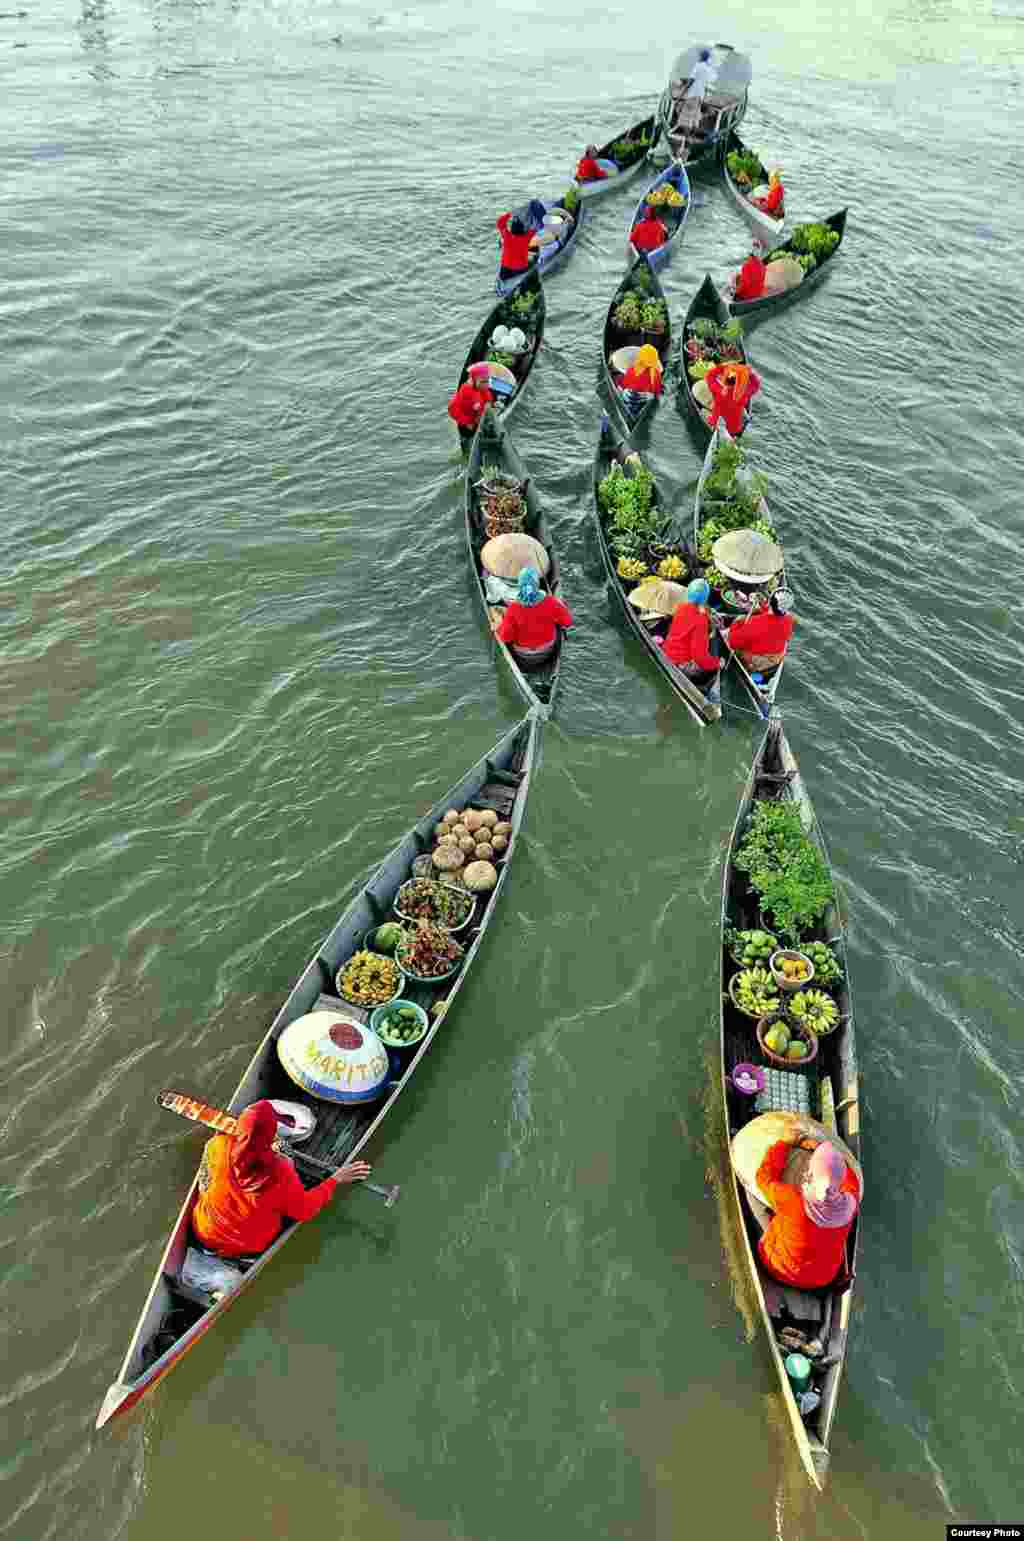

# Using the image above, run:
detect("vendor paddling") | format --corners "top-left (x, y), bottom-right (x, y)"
top-left (726, 589), bottom-right (795, 672)
top-left (576, 144), bottom-right (607, 183)
top-left (495, 566), bottom-right (572, 665)
top-left (192, 1100), bottom-right (370, 1260)
top-left (496, 211), bottom-right (534, 281)
top-left (659, 578), bottom-right (722, 678)
top-left (448, 364), bottom-right (494, 436)
top-left (756, 1135), bottom-right (860, 1289)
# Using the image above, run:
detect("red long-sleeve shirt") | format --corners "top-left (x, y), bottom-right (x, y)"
top-left (705, 364), bottom-right (761, 436)
top-left (576, 157), bottom-right (607, 182)
top-left (620, 361), bottom-right (663, 394)
top-left (756, 1140), bottom-right (859, 1289)
top-left (630, 216), bottom-right (667, 253)
top-left (757, 181), bottom-right (784, 215)
top-left (496, 593), bottom-right (572, 649)
top-left (192, 1134), bottom-right (337, 1257)
top-left (735, 254), bottom-right (767, 301)
top-left (448, 381), bottom-right (493, 431)
top-left (496, 212), bottom-right (533, 271)
top-left (727, 607), bottom-right (794, 657)
top-left (662, 603), bottom-right (718, 670)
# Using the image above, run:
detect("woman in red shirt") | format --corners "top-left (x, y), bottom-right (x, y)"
top-left (726, 589), bottom-right (795, 672)
top-left (659, 579), bottom-right (721, 677)
top-left (756, 1136), bottom-right (860, 1290)
top-left (704, 362), bottom-right (761, 435)
top-left (620, 344), bottom-right (663, 396)
top-left (575, 144), bottom-right (607, 183)
top-left (448, 364), bottom-right (494, 435)
top-left (192, 1100), bottom-right (370, 1259)
top-left (495, 566), bottom-right (572, 664)
top-left (629, 206), bottom-right (667, 254)
top-left (496, 211), bottom-right (534, 281)
top-left (734, 249), bottom-right (767, 301)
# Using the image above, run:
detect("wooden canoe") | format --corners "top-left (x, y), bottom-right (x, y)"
top-left (454, 269), bottom-right (546, 452)
top-left (494, 196), bottom-right (588, 298)
top-left (96, 714), bottom-right (540, 1430)
top-left (592, 416), bottom-right (721, 726)
top-left (573, 114), bottom-right (660, 200)
top-left (625, 161), bottom-right (691, 272)
top-left (694, 421), bottom-right (787, 718)
top-left (601, 255), bottom-right (671, 437)
top-left (679, 273), bottom-right (753, 443)
top-left (720, 129), bottom-right (785, 245)
top-left (728, 210), bottom-right (848, 320)
top-left (720, 719), bottom-right (861, 1490)
top-left (465, 408), bottom-right (566, 718)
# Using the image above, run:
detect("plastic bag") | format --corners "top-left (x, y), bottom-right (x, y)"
top-left (181, 1247), bottom-right (245, 1301)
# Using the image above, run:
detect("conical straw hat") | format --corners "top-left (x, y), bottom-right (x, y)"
top-left (626, 578), bottom-right (688, 617)
top-left (711, 528), bottom-right (783, 582)
top-left (480, 532), bottom-right (550, 579)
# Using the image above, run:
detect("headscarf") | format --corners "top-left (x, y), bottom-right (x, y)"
top-left (722, 364), bottom-right (752, 403)
top-left (768, 168), bottom-right (783, 186)
top-left (686, 577), bottom-right (710, 605)
top-left (508, 213), bottom-right (527, 236)
top-left (772, 588), bottom-right (795, 615)
top-left (468, 363), bottom-right (490, 386)
top-left (585, 143), bottom-right (598, 158)
top-left (631, 344), bottom-right (663, 390)
top-left (516, 566), bottom-right (544, 606)
top-left (230, 1100), bottom-right (279, 1194)
top-left (526, 199), bottom-right (547, 229)
top-left (801, 1142), bottom-right (858, 1229)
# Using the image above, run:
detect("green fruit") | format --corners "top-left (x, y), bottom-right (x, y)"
top-left (764, 1026), bottom-right (789, 1055)
top-left (787, 1042), bottom-right (807, 1060)
top-left (374, 923), bottom-right (404, 954)
top-left (398, 1006), bottom-right (419, 1021)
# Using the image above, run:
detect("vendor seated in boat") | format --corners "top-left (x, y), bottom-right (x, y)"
top-left (658, 578), bottom-right (722, 679)
top-left (753, 169), bottom-right (784, 217)
top-left (494, 566), bottom-right (572, 665)
top-left (734, 246), bottom-right (768, 302)
top-left (576, 144), bottom-right (607, 182)
top-left (620, 344), bottom-right (664, 397)
top-left (726, 588), bottom-right (795, 673)
top-left (630, 205), bottom-right (667, 254)
top-left (448, 364), bottom-right (494, 435)
top-left (704, 362), bottom-right (761, 436)
top-left (496, 211), bottom-right (535, 281)
top-left (192, 1100), bottom-right (371, 1260)
top-left (756, 1135), bottom-right (860, 1290)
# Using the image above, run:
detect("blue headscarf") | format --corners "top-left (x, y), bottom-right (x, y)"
top-left (687, 578), bottom-right (710, 605)
top-left (516, 567), bottom-right (544, 606)
top-left (526, 198), bottom-right (547, 230)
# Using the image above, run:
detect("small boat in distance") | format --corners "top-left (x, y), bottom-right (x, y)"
top-left (573, 114), bottom-right (659, 200)
top-left (601, 255), bottom-right (671, 437)
top-left (454, 269), bottom-right (546, 451)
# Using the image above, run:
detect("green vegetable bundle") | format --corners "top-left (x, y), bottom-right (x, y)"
top-left (734, 800), bottom-right (835, 944)
top-left (725, 148), bottom-right (764, 187)
top-left (790, 223), bottom-right (839, 261)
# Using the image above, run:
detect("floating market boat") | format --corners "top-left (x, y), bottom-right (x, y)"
top-left (694, 422), bottom-right (787, 718)
top-left (656, 43), bottom-right (751, 173)
top-left (593, 416), bottom-right (721, 726)
top-left (720, 718), bottom-right (861, 1490)
top-left (465, 408), bottom-right (566, 718)
top-left (679, 273), bottom-right (753, 442)
top-left (601, 255), bottom-right (671, 437)
top-left (573, 114), bottom-right (660, 200)
top-left (95, 715), bottom-right (540, 1430)
top-left (625, 161), bottom-right (691, 272)
top-left (720, 129), bottom-right (784, 245)
top-left (727, 211), bottom-right (848, 320)
top-left (455, 269), bottom-right (546, 451)
top-left (494, 195), bottom-right (588, 298)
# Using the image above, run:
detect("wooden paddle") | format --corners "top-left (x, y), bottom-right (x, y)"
top-left (155, 1090), bottom-right (401, 1207)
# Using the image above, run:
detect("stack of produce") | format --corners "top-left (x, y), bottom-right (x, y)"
top-left (395, 878), bottom-right (474, 929)
top-left (374, 1004), bottom-right (427, 1046)
top-left (395, 920), bottom-right (465, 981)
top-left (611, 290), bottom-right (669, 335)
top-left (478, 469), bottom-right (527, 538)
top-left (336, 950), bottom-right (403, 1007)
top-left (788, 989), bottom-right (839, 1036)
top-left (428, 805), bottom-right (510, 890)
top-left (726, 926), bottom-right (778, 965)
top-left (733, 799), bottom-right (835, 943)
top-left (725, 146), bottom-right (764, 191)
top-left (730, 965), bottom-right (781, 1019)
top-left (646, 182), bottom-right (686, 208)
top-left (761, 1019), bottom-right (811, 1061)
top-left (597, 459), bottom-right (686, 586)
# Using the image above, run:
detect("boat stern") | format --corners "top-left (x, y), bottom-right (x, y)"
top-left (95, 1380), bottom-right (133, 1431)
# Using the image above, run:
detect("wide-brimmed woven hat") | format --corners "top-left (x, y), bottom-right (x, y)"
top-left (711, 528), bottom-right (783, 582)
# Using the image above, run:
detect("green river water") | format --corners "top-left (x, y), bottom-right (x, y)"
top-left (2, 0), bottom-right (1024, 1536)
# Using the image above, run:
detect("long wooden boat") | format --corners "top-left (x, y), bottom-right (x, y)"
top-left (655, 42), bottom-right (751, 173)
top-left (694, 422), bottom-right (786, 718)
top-left (720, 719), bottom-right (861, 1490)
top-left (625, 161), bottom-right (690, 272)
top-left (465, 408), bottom-right (566, 718)
top-left (679, 273), bottom-right (753, 443)
top-left (573, 114), bottom-right (660, 201)
top-left (592, 416), bottom-right (720, 726)
top-left (454, 269), bottom-right (546, 452)
top-left (728, 210), bottom-right (848, 320)
top-left (96, 715), bottom-right (540, 1430)
top-left (601, 255), bottom-right (671, 437)
top-left (494, 196), bottom-right (588, 298)
top-left (720, 129), bottom-right (784, 244)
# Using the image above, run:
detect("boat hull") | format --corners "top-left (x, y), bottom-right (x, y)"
top-left (728, 210), bottom-right (848, 319)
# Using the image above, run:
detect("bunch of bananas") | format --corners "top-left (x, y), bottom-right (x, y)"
top-left (788, 989), bottom-right (839, 1035)
top-left (657, 554), bottom-right (686, 579)
top-left (617, 557), bottom-right (648, 581)
top-left (731, 965), bottom-right (781, 1019)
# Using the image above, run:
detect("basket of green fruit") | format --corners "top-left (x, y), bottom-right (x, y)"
top-left (335, 950), bottom-right (405, 1008)
top-left (728, 965), bottom-right (782, 1020)
top-left (370, 1000), bottom-right (429, 1050)
top-left (726, 927), bottom-right (778, 968)
top-left (787, 988), bottom-right (841, 1037)
top-left (800, 940), bottom-right (843, 987)
top-left (756, 1015), bottom-right (818, 1068)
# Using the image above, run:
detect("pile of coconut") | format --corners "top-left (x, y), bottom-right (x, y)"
top-left (427, 807), bottom-right (512, 893)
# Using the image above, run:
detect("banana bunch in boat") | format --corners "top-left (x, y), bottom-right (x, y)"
top-left (657, 554), bottom-right (686, 579)
top-left (732, 966), bottom-right (781, 1017)
top-left (617, 557), bottom-right (648, 581)
top-left (787, 989), bottom-right (839, 1035)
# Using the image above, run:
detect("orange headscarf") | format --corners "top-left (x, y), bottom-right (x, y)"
top-left (230, 1100), bottom-right (279, 1193)
top-left (631, 344), bottom-right (663, 390)
top-left (721, 364), bottom-right (752, 403)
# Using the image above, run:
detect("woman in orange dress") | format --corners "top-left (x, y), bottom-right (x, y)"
top-left (756, 1137), bottom-right (860, 1289)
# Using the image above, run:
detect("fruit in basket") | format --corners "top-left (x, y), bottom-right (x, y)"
top-left (493, 821), bottom-right (512, 838)
top-left (375, 1005), bottom-right (426, 1045)
top-left (788, 989), bottom-right (839, 1035)
top-left (778, 955), bottom-right (812, 983)
top-left (732, 966), bottom-right (781, 1018)
top-left (396, 879), bottom-right (472, 928)
top-left (336, 950), bottom-right (402, 1005)
top-left (801, 941), bottom-right (842, 985)
top-left (373, 923), bottom-right (404, 954)
top-left (477, 809), bottom-right (498, 829)
top-left (463, 810), bottom-right (484, 834)
top-left (491, 834), bottom-right (508, 854)
top-left (727, 927), bottom-right (778, 965)
top-left (432, 843), bottom-right (465, 872)
top-left (463, 860), bottom-right (498, 893)
top-left (786, 1040), bottom-right (808, 1060)
top-left (459, 836), bottom-right (476, 853)
top-left (764, 1023), bottom-right (791, 1056)
top-left (657, 554), bottom-right (686, 579)
top-left (443, 810), bottom-right (460, 825)
top-left (396, 920), bottom-right (464, 979)
top-left (475, 841), bottom-right (494, 860)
